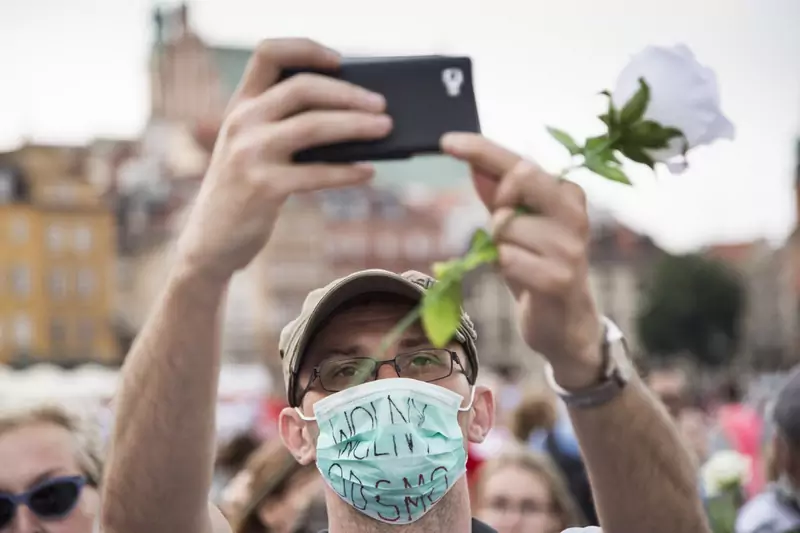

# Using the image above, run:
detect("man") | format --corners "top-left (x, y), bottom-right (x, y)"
top-left (736, 369), bottom-right (800, 533)
top-left (101, 38), bottom-right (709, 533)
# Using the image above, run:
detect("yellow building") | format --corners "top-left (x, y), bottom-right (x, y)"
top-left (0, 145), bottom-right (118, 366)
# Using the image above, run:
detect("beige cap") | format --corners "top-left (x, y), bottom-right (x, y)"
top-left (279, 269), bottom-right (479, 407)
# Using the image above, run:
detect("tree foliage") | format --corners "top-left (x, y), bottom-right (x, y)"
top-left (636, 253), bottom-right (746, 367)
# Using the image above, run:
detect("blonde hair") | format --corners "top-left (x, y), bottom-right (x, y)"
top-left (474, 450), bottom-right (586, 530)
top-left (0, 403), bottom-right (104, 486)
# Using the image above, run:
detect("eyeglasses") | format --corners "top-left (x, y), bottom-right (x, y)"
top-left (486, 496), bottom-right (555, 516)
top-left (0, 475), bottom-right (87, 529)
top-left (299, 348), bottom-right (463, 399)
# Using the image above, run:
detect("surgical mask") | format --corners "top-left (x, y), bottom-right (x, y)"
top-left (298, 377), bottom-right (475, 524)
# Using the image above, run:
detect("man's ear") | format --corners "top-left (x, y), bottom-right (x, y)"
top-left (467, 385), bottom-right (495, 444)
top-left (278, 407), bottom-right (317, 465)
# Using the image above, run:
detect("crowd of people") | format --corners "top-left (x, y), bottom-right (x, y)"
top-left (1, 37), bottom-right (799, 533)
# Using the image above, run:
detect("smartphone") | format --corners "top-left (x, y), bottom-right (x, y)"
top-left (279, 55), bottom-right (481, 163)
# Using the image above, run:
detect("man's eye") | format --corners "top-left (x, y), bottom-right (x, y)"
top-left (410, 354), bottom-right (439, 366)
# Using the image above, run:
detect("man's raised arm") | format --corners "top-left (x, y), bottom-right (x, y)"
top-left (101, 38), bottom-right (393, 533)
top-left (440, 132), bottom-right (710, 533)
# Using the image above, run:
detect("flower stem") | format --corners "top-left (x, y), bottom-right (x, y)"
top-left (376, 305), bottom-right (422, 358)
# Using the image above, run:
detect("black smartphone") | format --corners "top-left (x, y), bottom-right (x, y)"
top-left (279, 55), bottom-right (481, 163)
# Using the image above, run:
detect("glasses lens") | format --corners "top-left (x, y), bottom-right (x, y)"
top-left (28, 479), bottom-right (81, 519)
top-left (319, 358), bottom-right (377, 391)
top-left (397, 350), bottom-right (452, 382)
top-left (0, 496), bottom-right (15, 529)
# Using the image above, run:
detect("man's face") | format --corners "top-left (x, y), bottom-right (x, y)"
top-left (0, 423), bottom-right (99, 533)
top-left (282, 300), bottom-right (494, 464)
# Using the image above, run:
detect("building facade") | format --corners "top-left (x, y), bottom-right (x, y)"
top-left (0, 145), bottom-right (118, 366)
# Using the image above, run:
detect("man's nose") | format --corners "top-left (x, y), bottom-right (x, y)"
top-left (376, 361), bottom-right (401, 380)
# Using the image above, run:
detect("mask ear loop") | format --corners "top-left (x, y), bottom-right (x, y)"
top-left (459, 386), bottom-right (477, 412)
top-left (295, 407), bottom-right (316, 422)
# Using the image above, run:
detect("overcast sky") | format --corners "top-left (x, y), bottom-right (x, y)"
top-left (0, 0), bottom-right (798, 253)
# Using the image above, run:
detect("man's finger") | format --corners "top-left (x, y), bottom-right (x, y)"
top-left (491, 208), bottom-right (586, 266)
top-left (228, 38), bottom-right (340, 111)
top-left (493, 158), bottom-right (561, 217)
top-left (254, 73), bottom-right (386, 122)
top-left (271, 163), bottom-right (376, 195)
top-left (440, 132), bottom-right (521, 178)
top-left (497, 243), bottom-right (575, 297)
top-left (267, 110), bottom-right (392, 157)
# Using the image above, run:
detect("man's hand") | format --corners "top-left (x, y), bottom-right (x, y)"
top-left (441, 133), bottom-right (603, 389)
top-left (176, 38), bottom-right (392, 285)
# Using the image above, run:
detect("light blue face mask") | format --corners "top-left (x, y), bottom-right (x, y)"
top-left (297, 377), bottom-right (475, 525)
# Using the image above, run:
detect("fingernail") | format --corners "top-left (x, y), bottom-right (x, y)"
top-left (374, 115), bottom-right (393, 129)
top-left (440, 133), bottom-right (461, 153)
top-left (365, 92), bottom-right (386, 109)
top-left (353, 162), bottom-right (375, 175)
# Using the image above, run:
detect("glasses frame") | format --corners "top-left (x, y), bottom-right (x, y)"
top-left (0, 475), bottom-right (87, 528)
top-left (297, 348), bottom-right (465, 404)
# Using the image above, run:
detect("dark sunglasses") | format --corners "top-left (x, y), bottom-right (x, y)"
top-left (0, 475), bottom-right (87, 529)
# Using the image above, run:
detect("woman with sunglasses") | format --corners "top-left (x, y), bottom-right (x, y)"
top-left (0, 404), bottom-right (103, 533)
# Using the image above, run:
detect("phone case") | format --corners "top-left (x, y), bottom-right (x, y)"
top-left (280, 55), bottom-right (481, 163)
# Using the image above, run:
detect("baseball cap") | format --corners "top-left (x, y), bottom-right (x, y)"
top-left (278, 269), bottom-right (479, 407)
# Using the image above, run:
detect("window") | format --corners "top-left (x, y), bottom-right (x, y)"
top-left (49, 269), bottom-right (69, 299)
top-left (47, 224), bottom-right (65, 252)
top-left (9, 216), bottom-right (28, 243)
top-left (74, 226), bottom-right (92, 252)
top-left (12, 315), bottom-right (33, 349)
top-left (76, 269), bottom-right (95, 297)
top-left (10, 265), bottom-right (30, 296)
top-left (50, 318), bottom-right (68, 349)
top-left (0, 170), bottom-right (12, 202)
top-left (76, 318), bottom-right (94, 348)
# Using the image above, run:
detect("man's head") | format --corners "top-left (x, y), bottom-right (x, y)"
top-left (770, 368), bottom-right (800, 488)
top-left (277, 270), bottom-right (495, 525)
top-left (645, 365), bottom-right (690, 419)
top-left (0, 403), bottom-right (103, 533)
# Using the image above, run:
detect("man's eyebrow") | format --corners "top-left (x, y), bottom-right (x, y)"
top-left (399, 336), bottom-right (433, 349)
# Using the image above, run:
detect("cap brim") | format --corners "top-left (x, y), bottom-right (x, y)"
top-left (286, 270), bottom-right (426, 402)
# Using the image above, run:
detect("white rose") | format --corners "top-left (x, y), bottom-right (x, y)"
top-left (612, 44), bottom-right (735, 173)
top-left (700, 450), bottom-right (751, 498)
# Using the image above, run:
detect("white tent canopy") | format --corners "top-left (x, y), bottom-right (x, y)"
top-left (0, 363), bottom-right (274, 442)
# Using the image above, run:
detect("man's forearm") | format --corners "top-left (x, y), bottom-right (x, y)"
top-left (569, 377), bottom-right (710, 533)
top-left (103, 265), bottom-right (227, 533)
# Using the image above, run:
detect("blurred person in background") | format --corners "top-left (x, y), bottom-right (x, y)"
top-left (213, 432), bottom-right (262, 504)
top-left (227, 438), bottom-right (324, 533)
top-left (708, 377), bottom-right (765, 498)
top-left (0, 404), bottom-right (103, 533)
top-left (736, 368), bottom-right (800, 533)
top-left (514, 390), bottom-right (598, 526)
top-left (474, 450), bottom-right (586, 533)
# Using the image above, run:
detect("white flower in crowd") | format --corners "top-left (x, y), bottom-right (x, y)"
top-left (701, 450), bottom-right (752, 498)
top-left (547, 44), bottom-right (734, 183)
top-left (611, 44), bottom-right (735, 173)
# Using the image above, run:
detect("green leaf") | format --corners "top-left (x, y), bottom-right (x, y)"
top-left (628, 120), bottom-right (683, 149)
top-left (462, 229), bottom-right (499, 268)
top-left (585, 134), bottom-right (610, 153)
top-left (546, 127), bottom-right (581, 156)
top-left (619, 77), bottom-right (650, 125)
top-left (619, 143), bottom-right (656, 168)
top-left (420, 277), bottom-right (463, 348)
top-left (598, 90), bottom-right (619, 131)
top-left (585, 156), bottom-right (631, 185)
